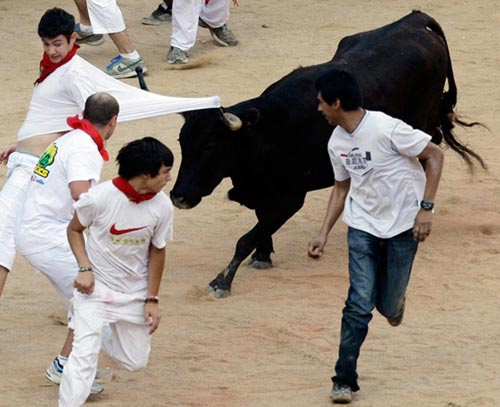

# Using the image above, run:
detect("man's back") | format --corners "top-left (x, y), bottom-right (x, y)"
top-left (16, 130), bottom-right (102, 255)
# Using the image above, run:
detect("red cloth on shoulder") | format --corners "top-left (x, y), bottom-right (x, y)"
top-left (66, 115), bottom-right (110, 161)
top-left (112, 177), bottom-right (157, 204)
top-left (35, 45), bottom-right (79, 84)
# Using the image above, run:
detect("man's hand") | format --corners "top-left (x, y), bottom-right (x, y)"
top-left (145, 303), bottom-right (161, 334)
top-left (74, 271), bottom-right (95, 294)
top-left (308, 235), bottom-right (327, 259)
top-left (413, 209), bottom-right (433, 242)
top-left (0, 143), bottom-right (16, 165)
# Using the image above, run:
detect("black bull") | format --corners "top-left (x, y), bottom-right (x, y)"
top-left (170, 11), bottom-right (484, 298)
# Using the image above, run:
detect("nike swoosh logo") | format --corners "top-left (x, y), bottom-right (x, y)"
top-left (109, 224), bottom-right (147, 235)
top-left (117, 62), bottom-right (140, 73)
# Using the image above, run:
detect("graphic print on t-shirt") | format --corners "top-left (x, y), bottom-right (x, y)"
top-left (109, 224), bottom-right (147, 235)
top-left (340, 147), bottom-right (373, 176)
top-left (34, 144), bottom-right (58, 178)
top-left (109, 223), bottom-right (148, 245)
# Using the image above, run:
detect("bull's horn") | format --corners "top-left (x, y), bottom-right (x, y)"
top-left (222, 112), bottom-right (243, 131)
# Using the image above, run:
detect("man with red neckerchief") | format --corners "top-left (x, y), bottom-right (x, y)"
top-left (0, 8), bottom-right (98, 304)
top-left (15, 92), bottom-right (119, 395)
top-left (59, 137), bottom-right (174, 406)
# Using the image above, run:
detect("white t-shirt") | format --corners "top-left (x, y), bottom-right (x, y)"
top-left (328, 110), bottom-right (432, 238)
top-left (18, 55), bottom-right (220, 141)
top-left (75, 180), bottom-right (174, 295)
top-left (16, 129), bottom-right (103, 255)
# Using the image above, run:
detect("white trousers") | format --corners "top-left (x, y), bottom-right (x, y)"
top-left (59, 281), bottom-right (151, 407)
top-left (86, 0), bottom-right (126, 34)
top-left (0, 152), bottom-right (38, 270)
top-left (171, 0), bottom-right (231, 50)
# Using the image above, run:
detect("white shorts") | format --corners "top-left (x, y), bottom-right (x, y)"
top-left (22, 241), bottom-right (78, 329)
top-left (22, 241), bottom-right (77, 303)
top-left (86, 0), bottom-right (126, 34)
top-left (59, 281), bottom-right (151, 407)
top-left (171, 0), bottom-right (230, 50)
top-left (0, 152), bottom-right (38, 270)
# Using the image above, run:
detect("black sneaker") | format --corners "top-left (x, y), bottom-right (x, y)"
top-left (330, 382), bottom-right (352, 404)
top-left (142, 3), bottom-right (172, 25)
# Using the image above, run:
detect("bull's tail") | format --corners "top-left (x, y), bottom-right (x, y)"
top-left (423, 13), bottom-right (487, 170)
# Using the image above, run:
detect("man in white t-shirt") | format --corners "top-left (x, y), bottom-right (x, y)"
top-left (16, 92), bottom-right (119, 395)
top-left (59, 137), bottom-right (174, 406)
top-left (307, 69), bottom-right (444, 404)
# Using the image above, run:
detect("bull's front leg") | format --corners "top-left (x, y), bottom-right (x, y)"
top-left (206, 228), bottom-right (259, 298)
top-left (206, 196), bottom-right (306, 299)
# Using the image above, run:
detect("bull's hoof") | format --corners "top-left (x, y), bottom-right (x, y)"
top-left (247, 258), bottom-right (273, 270)
top-left (214, 288), bottom-right (231, 299)
top-left (204, 285), bottom-right (216, 295)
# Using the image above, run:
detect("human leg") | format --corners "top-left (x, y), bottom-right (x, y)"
top-left (142, 1), bottom-right (172, 25)
top-left (59, 291), bottom-right (106, 406)
top-left (199, 0), bottom-right (237, 47)
top-left (376, 228), bottom-right (418, 326)
top-left (20, 242), bottom-right (103, 392)
top-left (0, 152), bottom-right (38, 291)
top-left (73, 0), bottom-right (105, 46)
top-left (80, 0), bottom-right (145, 77)
top-left (170, 0), bottom-right (202, 51)
top-left (103, 320), bottom-right (151, 371)
top-left (200, 0), bottom-right (230, 28)
top-left (332, 227), bottom-right (381, 394)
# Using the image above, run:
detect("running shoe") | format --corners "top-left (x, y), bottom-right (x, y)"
top-left (105, 55), bottom-right (147, 79)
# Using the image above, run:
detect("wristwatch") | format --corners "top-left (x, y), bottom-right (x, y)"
top-left (420, 200), bottom-right (435, 211)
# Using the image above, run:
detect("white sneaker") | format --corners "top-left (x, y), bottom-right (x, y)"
top-left (45, 357), bottom-right (104, 394)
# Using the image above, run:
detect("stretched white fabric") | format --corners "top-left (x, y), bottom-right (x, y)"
top-left (18, 55), bottom-right (220, 141)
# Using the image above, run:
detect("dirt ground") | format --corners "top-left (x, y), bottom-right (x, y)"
top-left (1, 1), bottom-right (500, 406)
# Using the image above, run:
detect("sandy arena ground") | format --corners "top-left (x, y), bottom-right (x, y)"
top-left (1, 1), bottom-right (499, 406)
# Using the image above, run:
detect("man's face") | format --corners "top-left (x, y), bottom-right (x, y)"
top-left (41, 32), bottom-right (76, 64)
top-left (317, 92), bottom-right (340, 126)
top-left (144, 165), bottom-right (173, 194)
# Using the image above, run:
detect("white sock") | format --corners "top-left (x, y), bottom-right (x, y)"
top-left (57, 354), bottom-right (68, 367)
top-left (121, 51), bottom-right (140, 61)
top-left (161, 2), bottom-right (168, 10)
top-left (78, 23), bottom-right (93, 34)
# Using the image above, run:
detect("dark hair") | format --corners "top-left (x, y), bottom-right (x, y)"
top-left (38, 8), bottom-right (75, 43)
top-left (117, 137), bottom-right (174, 179)
top-left (315, 69), bottom-right (362, 111)
top-left (83, 93), bottom-right (120, 126)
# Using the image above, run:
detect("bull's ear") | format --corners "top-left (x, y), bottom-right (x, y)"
top-left (239, 108), bottom-right (260, 127)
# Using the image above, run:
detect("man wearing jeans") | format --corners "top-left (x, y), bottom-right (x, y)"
top-left (308, 69), bottom-right (444, 403)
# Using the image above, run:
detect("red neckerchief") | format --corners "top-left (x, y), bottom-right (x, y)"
top-left (35, 44), bottom-right (79, 84)
top-left (112, 177), bottom-right (157, 204)
top-left (66, 115), bottom-right (109, 161)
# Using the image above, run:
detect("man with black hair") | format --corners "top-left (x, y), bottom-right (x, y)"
top-left (0, 8), bottom-right (98, 303)
top-left (16, 92), bottom-right (119, 395)
top-left (308, 69), bottom-right (444, 403)
top-left (59, 137), bottom-right (174, 406)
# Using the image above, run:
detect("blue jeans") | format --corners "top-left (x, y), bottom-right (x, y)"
top-left (332, 227), bottom-right (418, 391)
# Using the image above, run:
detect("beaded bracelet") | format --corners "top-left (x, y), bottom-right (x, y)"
top-left (145, 296), bottom-right (159, 304)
